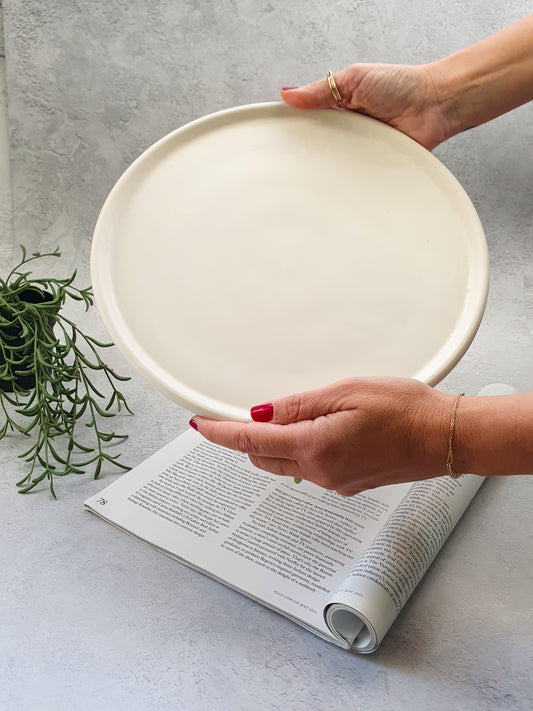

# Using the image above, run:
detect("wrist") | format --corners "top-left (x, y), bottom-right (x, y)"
top-left (410, 389), bottom-right (456, 477)
top-left (452, 394), bottom-right (533, 477)
top-left (449, 396), bottom-right (481, 475)
top-left (422, 60), bottom-right (465, 141)
top-left (427, 52), bottom-right (504, 139)
top-left (426, 16), bottom-right (533, 141)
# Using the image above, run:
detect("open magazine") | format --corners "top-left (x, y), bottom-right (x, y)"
top-left (84, 406), bottom-right (492, 653)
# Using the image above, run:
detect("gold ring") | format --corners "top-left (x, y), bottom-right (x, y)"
top-left (327, 71), bottom-right (342, 103)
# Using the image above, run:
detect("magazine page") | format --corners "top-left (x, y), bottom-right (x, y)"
top-left (324, 473), bottom-right (484, 653)
top-left (84, 430), bottom-right (409, 646)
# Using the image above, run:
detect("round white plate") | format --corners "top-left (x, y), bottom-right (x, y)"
top-left (91, 102), bottom-right (488, 421)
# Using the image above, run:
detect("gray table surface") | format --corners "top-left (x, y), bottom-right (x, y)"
top-left (1, 2), bottom-right (532, 710)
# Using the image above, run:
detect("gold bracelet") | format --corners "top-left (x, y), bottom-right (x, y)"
top-left (447, 393), bottom-right (465, 480)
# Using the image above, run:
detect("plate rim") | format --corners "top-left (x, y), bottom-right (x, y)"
top-left (91, 101), bottom-right (489, 421)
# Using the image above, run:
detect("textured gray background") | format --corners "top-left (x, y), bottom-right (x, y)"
top-left (1, 1), bottom-right (532, 710)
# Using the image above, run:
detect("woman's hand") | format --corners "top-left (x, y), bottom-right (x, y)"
top-left (191, 377), bottom-right (455, 496)
top-left (281, 16), bottom-right (533, 151)
top-left (281, 64), bottom-right (455, 151)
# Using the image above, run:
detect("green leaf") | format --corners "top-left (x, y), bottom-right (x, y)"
top-left (1, 244), bottom-right (133, 496)
top-left (94, 459), bottom-right (102, 479)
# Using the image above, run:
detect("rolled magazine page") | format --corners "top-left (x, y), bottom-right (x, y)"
top-left (325, 473), bottom-right (484, 652)
top-left (324, 383), bottom-right (516, 653)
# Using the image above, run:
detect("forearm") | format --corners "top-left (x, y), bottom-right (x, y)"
top-left (453, 393), bottom-right (533, 477)
top-left (429, 15), bottom-right (533, 138)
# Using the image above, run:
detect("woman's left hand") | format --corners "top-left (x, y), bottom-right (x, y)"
top-left (190, 377), bottom-right (455, 496)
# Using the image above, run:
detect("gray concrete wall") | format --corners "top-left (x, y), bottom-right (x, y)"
top-left (1, 3), bottom-right (532, 710)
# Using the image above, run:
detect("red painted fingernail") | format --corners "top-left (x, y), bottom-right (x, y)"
top-left (281, 86), bottom-right (298, 91)
top-left (250, 403), bottom-right (274, 422)
top-left (189, 418), bottom-right (198, 431)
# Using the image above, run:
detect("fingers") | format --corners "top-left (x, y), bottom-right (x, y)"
top-left (191, 416), bottom-right (298, 459)
top-left (251, 378), bottom-right (357, 425)
top-left (249, 453), bottom-right (366, 498)
top-left (248, 453), bottom-right (302, 479)
top-left (281, 72), bottom-right (344, 110)
top-left (282, 66), bottom-right (373, 113)
top-left (281, 81), bottom-right (334, 109)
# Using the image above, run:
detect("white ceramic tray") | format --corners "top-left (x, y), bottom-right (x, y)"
top-left (91, 103), bottom-right (488, 421)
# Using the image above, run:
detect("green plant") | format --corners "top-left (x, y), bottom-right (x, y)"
top-left (0, 246), bottom-right (133, 497)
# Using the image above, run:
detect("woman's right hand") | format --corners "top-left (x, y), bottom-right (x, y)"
top-left (281, 63), bottom-right (455, 151)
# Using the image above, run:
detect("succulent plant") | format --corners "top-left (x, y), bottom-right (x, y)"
top-left (0, 246), bottom-right (132, 497)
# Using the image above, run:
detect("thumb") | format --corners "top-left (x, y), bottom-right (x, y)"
top-left (251, 379), bottom-right (354, 425)
top-left (281, 75), bottom-right (341, 110)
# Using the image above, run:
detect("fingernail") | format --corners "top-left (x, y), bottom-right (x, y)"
top-left (281, 86), bottom-right (298, 91)
top-left (250, 403), bottom-right (274, 422)
top-left (189, 418), bottom-right (199, 431)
